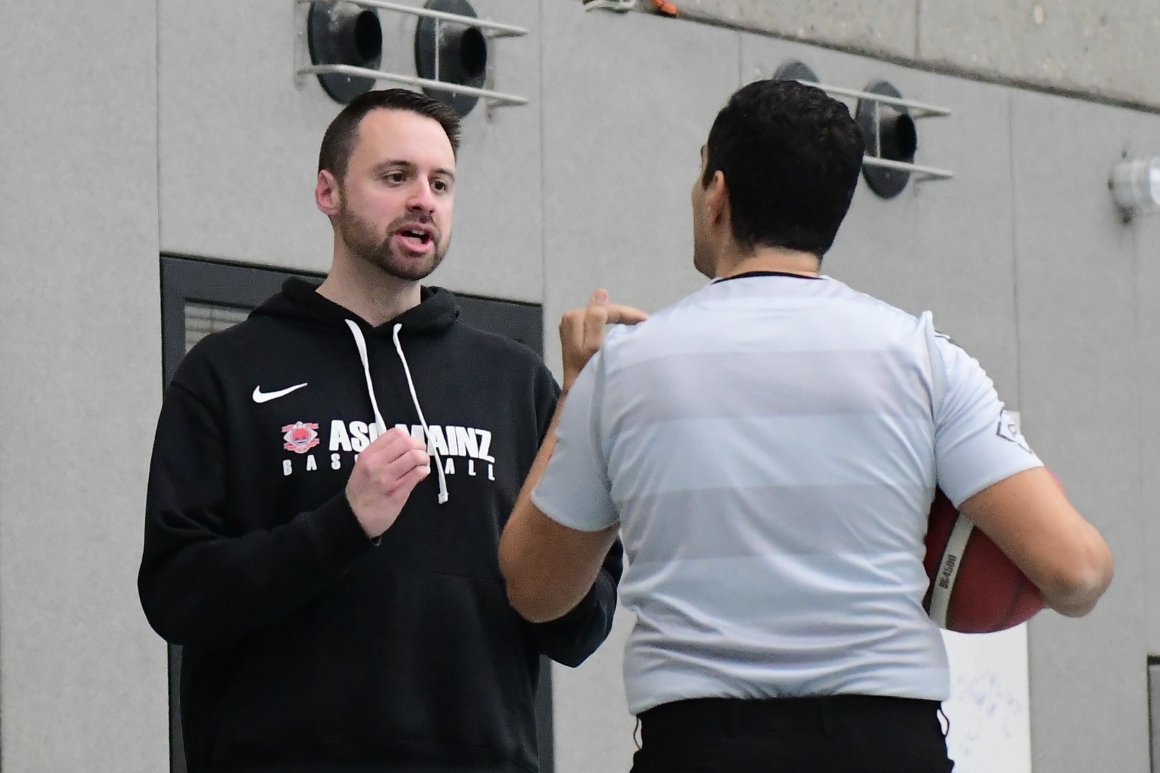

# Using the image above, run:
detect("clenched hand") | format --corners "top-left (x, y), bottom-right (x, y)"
top-left (345, 427), bottom-right (431, 539)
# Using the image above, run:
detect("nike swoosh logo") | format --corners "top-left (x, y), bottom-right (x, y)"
top-left (252, 383), bottom-right (308, 403)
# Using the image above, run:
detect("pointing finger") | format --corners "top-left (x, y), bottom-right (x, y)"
top-left (583, 289), bottom-right (610, 355)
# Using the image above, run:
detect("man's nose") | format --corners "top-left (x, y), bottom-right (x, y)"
top-left (406, 182), bottom-right (436, 213)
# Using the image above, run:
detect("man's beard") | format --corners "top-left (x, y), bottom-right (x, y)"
top-left (337, 205), bottom-right (448, 282)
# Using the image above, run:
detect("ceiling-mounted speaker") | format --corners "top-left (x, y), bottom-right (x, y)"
top-left (773, 60), bottom-right (819, 84)
top-left (857, 80), bottom-right (918, 199)
top-left (307, 1), bottom-right (384, 103)
top-left (414, 0), bottom-right (489, 116)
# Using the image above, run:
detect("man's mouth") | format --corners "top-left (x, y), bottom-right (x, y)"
top-left (395, 224), bottom-right (435, 251)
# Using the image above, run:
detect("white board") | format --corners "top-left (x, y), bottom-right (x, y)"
top-left (939, 409), bottom-right (1033, 773)
top-left (941, 626), bottom-right (1033, 772)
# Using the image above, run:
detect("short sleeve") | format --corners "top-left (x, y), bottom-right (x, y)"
top-left (531, 348), bottom-right (619, 532)
top-left (931, 331), bottom-right (1044, 506)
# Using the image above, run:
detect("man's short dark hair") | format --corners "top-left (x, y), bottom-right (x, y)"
top-left (318, 89), bottom-right (462, 182)
top-left (702, 79), bottom-right (864, 257)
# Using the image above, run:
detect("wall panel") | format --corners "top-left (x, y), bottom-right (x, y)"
top-left (1010, 91), bottom-right (1149, 773)
top-left (0, 1), bottom-right (166, 770)
top-left (606, 1), bottom-right (1160, 111)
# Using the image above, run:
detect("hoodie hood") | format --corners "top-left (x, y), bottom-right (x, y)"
top-left (252, 277), bottom-right (461, 337)
top-left (254, 277), bottom-right (460, 504)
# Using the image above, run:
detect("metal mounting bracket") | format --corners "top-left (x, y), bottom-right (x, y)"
top-left (798, 78), bottom-right (954, 187)
top-left (296, 0), bottom-right (529, 109)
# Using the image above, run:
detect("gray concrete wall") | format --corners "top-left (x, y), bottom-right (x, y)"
top-left (2, 0), bottom-right (1157, 771)
top-left (609, 0), bottom-right (1160, 112)
top-left (1008, 90), bottom-right (1155, 772)
top-left (0, 1), bottom-right (168, 770)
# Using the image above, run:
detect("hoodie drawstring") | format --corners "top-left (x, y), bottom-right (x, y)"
top-left (345, 320), bottom-right (388, 434)
top-left (392, 323), bottom-right (449, 504)
top-left (344, 319), bottom-right (449, 505)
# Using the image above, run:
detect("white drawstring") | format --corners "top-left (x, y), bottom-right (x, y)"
top-left (392, 323), bottom-right (449, 504)
top-left (345, 320), bottom-right (387, 435)
top-left (344, 319), bottom-right (449, 505)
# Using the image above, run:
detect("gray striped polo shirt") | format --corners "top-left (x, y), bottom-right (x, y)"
top-left (533, 273), bottom-right (1042, 714)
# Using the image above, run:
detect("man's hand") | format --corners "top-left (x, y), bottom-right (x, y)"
top-left (345, 427), bottom-right (431, 539)
top-left (498, 290), bottom-right (645, 623)
top-left (559, 289), bottom-right (649, 390)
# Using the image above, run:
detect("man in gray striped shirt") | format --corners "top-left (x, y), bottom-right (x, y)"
top-left (500, 79), bottom-right (1112, 772)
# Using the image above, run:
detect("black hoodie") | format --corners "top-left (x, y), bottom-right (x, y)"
top-left (139, 278), bottom-right (622, 772)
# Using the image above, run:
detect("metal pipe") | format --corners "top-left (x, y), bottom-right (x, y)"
top-left (298, 63), bottom-right (528, 104)
top-left (799, 80), bottom-right (951, 118)
top-left (298, 0), bottom-right (528, 36)
top-left (861, 155), bottom-right (954, 179)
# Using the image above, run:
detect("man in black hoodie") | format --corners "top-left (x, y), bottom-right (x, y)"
top-left (139, 89), bottom-right (622, 772)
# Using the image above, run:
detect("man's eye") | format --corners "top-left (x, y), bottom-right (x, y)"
top-left (432, 179), bottom-right (451, 193)
top-left (383, 172), bottom-right (406, 184)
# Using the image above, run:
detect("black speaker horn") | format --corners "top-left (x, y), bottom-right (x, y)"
top-left (414, 0), bottom-right (489, 117)
top-left (307, 1), bottom-right (384, 104)
top-left (856, 80), bottom-right (918, 199)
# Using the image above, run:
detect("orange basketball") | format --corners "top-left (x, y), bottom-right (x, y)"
top-left (923, 487), bottom-right (1045, 633)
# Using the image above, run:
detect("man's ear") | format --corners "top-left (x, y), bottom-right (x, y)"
top-left (705, 169), bottom-right (730, 229)
top-left (315, 170), bottom-right (342, 217)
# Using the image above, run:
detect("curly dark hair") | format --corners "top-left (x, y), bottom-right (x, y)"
top-left (702, 79), bottom-right (864, 257)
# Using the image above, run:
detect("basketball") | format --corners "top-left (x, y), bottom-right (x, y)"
top-left (923, 487), bottom-right (1045, 633)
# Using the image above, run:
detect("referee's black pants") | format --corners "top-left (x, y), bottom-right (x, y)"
top-left (631, 695), bottom-right (954, 773)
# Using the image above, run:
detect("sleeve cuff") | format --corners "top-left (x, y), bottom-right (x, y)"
top-left (303, 492), bottom-right (374, 570)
